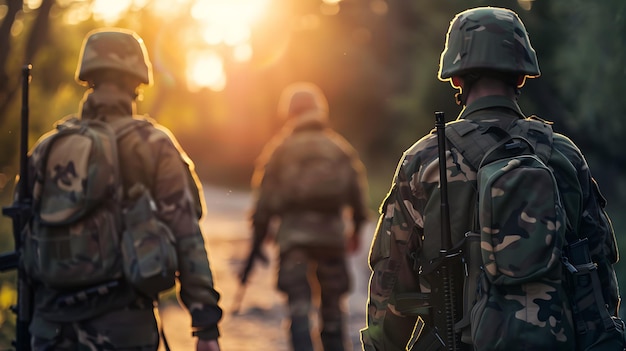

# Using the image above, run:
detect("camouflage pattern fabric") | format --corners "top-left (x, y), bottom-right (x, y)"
top-left (477, 153), bottom-right (565, 284)
top-left (278, 247), bottom-right (351, 351)
top-left (23, 117), bottom-right (126, 290)
top-left (76, 28), bottom-right (152, 85)
top-left (438, 7), bottom-right (540, 81)
top-left (251, 113), bottom-right (369, 252)
top-left (25, 86), bottom-right (222, 342)
top-left (446, 118), bottom-right (575, 349)
top-left (121, 183), bottom-right (179, 298)
top-left (250, 88), bottom-right (369, 351)
top-left (360, 95), bottom-right (622, 350)
top-left (276, 117), bottom-right (355, 210)
top-left (277, 82), bottom-right (329, 120)
top-left (30, 305), bottom-right (158, 350)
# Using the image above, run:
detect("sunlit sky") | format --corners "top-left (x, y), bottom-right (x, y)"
top-left (88, 0), bottom-right (271, 91)
top-left (40, 0), bottom-right (352, 92)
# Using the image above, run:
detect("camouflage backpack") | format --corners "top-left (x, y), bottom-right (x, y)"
top-left (446, 117), bottom-right (626, 350)
top-left (22, 116), bottom-right (177, 298)
top-left (277, 130), bottom-right (353, 210)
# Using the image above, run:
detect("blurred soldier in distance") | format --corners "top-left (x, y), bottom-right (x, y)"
top-left (248, 82), bottom-right (369, 351)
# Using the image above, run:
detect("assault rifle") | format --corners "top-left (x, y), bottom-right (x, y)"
top-left (1, 64), bottom-right (34, 351)
top-left (432, 111), bottom-right (462, 351)
top-left (231, 229), bottom-right (269, 315)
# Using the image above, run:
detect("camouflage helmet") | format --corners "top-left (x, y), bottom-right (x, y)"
top-left (438, 7), bottom-right (540, 83)
top-left (76, 28), bottom-right (152, 86)
top-left (277, 82), bottom-right (329, 120)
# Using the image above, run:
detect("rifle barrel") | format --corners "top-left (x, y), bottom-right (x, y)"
top-left (0, 252), bottom-right (18, 272)
top-left (435, 111), bottom-right (462, 351)
top-left (435, 111), bottom-right (452, 251)
top-left (19, 64), bottom-right (31, 200)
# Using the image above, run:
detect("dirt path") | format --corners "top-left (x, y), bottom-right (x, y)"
top-left (158, 185), bottom-right (375, 351)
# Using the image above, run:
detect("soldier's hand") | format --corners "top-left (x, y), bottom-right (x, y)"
top-left (197, 339), bottom-right (220, 351)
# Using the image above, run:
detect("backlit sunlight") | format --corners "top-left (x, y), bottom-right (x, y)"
top-left (186, 50), bottom-right (226, 92)
top-left (191, 0), bottom-right (267, 46)
top-left (91, 0), bottom-right (132, 23)
top-left (84, 0), bottom-right (270, 92)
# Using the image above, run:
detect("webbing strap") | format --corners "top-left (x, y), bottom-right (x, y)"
top-left (108, 116), bottom-right (152, 140)
top-left (445, 117), bottom-right (554, 171)
top-left (509, 117), bottom-right (554, 164)
top-left (586, 263), bottom-right (617, 332)
top-left (445, 120), bottom-right (486, 171)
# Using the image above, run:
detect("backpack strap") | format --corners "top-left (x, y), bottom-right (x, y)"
top-left (108, 116), bottom-right (175, 350)
top-left (108, 116), bottom-right (152, 140)
top-left (509, 116), bottom-right (554, 164)
top-left (445, 116), bottom-right (558, 243)
top-left (34, 117), bottom-right (122, 218)
top-left (446, 117), bottom-right (555, 169)
top-left (445, 120), bottom-right (488, 171)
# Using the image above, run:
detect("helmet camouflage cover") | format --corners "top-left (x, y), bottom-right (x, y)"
top-left (76, 28), bottom-right (152, 86)
top-left (438, 7), bottom-right (540, 82)
top-left (277, 82), bottom-right (329, 120)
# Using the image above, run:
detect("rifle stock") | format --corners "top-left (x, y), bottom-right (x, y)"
top-left (1, 64), bottom-right (33, 351)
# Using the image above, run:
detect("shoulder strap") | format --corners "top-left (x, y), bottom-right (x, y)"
top-left (446, 117), bottom-right (557, 236)
top-left (108, 116), bottom-right (152, 140)
top-left (445, 119), bottom-right (498, 171)
top-left (509, 116), bottom-right (554, 163)
top-left (446, 117), bottom-right (554, 170)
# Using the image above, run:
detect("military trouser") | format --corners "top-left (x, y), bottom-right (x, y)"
top-left (30, 306), bottom-right (158, 350)
top-left (277, 246), bottom-right (351, 351)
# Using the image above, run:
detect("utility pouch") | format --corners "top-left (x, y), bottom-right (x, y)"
top-left (121, 184), bottom-right (178, 298)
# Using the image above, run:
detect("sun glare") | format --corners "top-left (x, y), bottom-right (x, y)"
top-left (191, 0), bottom-right (268, 30)
top-left (146, 0), bottom-right (190, 19)
top-left (86, 0), bottom-right (271, 91)
top-left (92, 0), bottom-right (132, 24)
top-left (187, 51), bottom-right (227, 92)
top-left (233, 44), bottom-right (253, 62)
top-left (187, 0), bottom-right (269, 90)
top-left (191, 0), bottom-right (268, 48)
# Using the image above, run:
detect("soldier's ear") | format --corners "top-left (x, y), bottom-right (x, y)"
top-left (451, 76), bottom-right (463, 89)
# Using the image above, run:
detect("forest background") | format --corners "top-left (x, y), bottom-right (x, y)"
top-left (0, 0), bottom-right (625, 345)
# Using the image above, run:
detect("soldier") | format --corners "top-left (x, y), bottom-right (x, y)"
top-left (360, 7), bottom-right (623, 351)
top-left (248, 82), bottom-right (369, 351)
top-left (23, 28), bottom-right (222, 350)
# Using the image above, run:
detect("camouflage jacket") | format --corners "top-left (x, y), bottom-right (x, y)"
top-left (26, 87), bottom-right (222, 338)
top-left (360, 96), bottom-right (621, 350)
top-left (251, 114), bottom-right (369, 252)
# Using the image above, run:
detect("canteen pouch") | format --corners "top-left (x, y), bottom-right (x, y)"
top-left (121, 184), bottom-right (178, 298)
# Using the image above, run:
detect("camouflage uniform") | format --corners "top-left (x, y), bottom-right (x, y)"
top-left (361, 7), bottom-right (621, 351)
top-left (250, 83), bottom-right (369, 351)
top-left (24, 28), bottom-right (222, 350)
